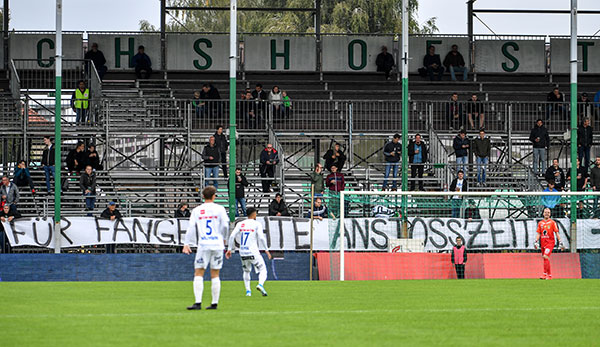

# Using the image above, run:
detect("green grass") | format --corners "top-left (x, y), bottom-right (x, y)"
top-left (1, 280), bottom-right (599, 346)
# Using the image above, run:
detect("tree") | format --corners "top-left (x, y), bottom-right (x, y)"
top-left (141, 0), bottom-right (437, 34)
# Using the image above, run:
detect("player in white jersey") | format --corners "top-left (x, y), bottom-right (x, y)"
top-left (183, 186), bottom-right (230, 310)
top-left (226, 207), bottom-right (272, 297)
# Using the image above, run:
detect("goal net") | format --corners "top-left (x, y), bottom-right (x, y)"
top-left (318, 190), bottom-right (600, 281)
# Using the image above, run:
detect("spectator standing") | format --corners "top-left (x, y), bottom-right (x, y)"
top-left (202, 136), bottom-right (221, 189)
top-left (79, 165), bottom-right (96, 214)
top-left (408, 133), bottom-right (428, 191)
top-left (85, 143), bottom-right (103, 171)
top-left (375, 46), bottom-right (395, 80)
top-left (590, 157), bottom-right (600, 214)
top-left (577, 118), bottom-right (593, 170)
top-left (214, 126), bottom-right (229, 178)
top-left (13, 160), bottom-right (35, 193)
top-left (567, 158), bottom-right (588, 192)
top-left (464, 200), bottom-right (481, 220)
top-left (175, 202), bottom-right (191, 218)
top-left (268, 193), bottom-right (290, 216)
top-left (326, 165), bottom-right (345, 193)
top-left (467, 94), bottom-right (484, 130)
top-left (192, 91), bottom-right (204, 118)
top-left (382, 134), bottom-right (403, 191)
top-left (1, 176), bottom-right (19, 213)
top-left (101, 201), bottom-right (122, 220)
top-left (449, 170), bottom-right (468, 218)
top-left (451, 237), bottom-right (468, 279)
top-left (323, 142), bottom-right (346, 172)
top-left (529, 119), bottom-right (550, 175)
top-left (541, 180), bottom-right (561, 217)
top-left (241, 91), bottom-right (258, 129)
top-left (443, 45), bottom-right (468, 81)
top-left (41, 136), bottom-right (55, 194)
top-left (71, 80), bottom-right (90, 125)
top-left (545, 159), bottom-right (566, 191)
top-left (473, 129), bottom-right (491, 187)
top-left (252, 83), bottom-right (268, 119)
top-left (84, 42), bottom-right (107, 80)
top-left (578, 92), bottom-right (592, 121)
top-left (234, 168), bottom-right (249, 217)
top-left (268, 85), bottom-right (283, 119)
top-left (132, 45), bottom-right (152, 79)
top-left (423, 45), bottom-right (444, 81)
top-left (309, 163), bottom-right (325, 196)
top-left (546, 87), bottom-right (566, 119)
top-left (259, 144), bottom-right (279, 193)
top-left (452, 130), bottom-right (470, 174)
top-left (446, 93), bottom-right (464, 130)
top-left (201, 84), bottom-right (222, 118)
top-left (282, 90), bottom-right (292, 117)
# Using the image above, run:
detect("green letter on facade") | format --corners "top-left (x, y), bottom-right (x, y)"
top-left (271, 39), bottom-right (290, 70)
top-left (501, 42), bottom-right (520, 72)
top-left (193, 38), bottom-right (213, 70)
top-left (348, 39), bottom-right (367, 70)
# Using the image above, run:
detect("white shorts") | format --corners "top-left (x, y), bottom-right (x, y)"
top-left (194, 249), bottom-right (224, 270)
top-left (240, 253), bottom-right (266, 274)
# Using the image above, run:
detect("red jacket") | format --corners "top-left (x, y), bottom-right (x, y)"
top-left (326, 172), bottom-right (345, 192)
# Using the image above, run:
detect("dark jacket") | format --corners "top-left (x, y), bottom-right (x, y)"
top-left (590, 166), bottom-right (600, 189)
top-left (309, 171), bottom-right (325, 194)
top-left (251, 89), bottom-right (268, 100)
top-left (0, 183), bottom-right (20, 205)
top-left (529, 124), bottom-right (550, 148)
top-left (175, 208), bottom-right (191, 218)
top-left (465, 207), bottom-right (481, 219)
top-left (214, 132), bottom-right (229, 154)
top-left (376, 52), bottom-right (395, 72)
top-left (260, 149), bottom-right (279, 167)
top-left (545, 166), bottom-right (566, 190)
top-left (473, 137), bottom-right (491, 158)
top-left (269, 199), bottom-right (289, 216)
top-left (451, 245), bottom-right (468, 264)
top-left (42, 144), bottom-right (55, 166)
top-left (407, 141), bottom-right (429, 163)
top-left (0, 208), bottom-right (21, 220)
top-left (578, 125), bottom-right (593, 147)
top-left (84, 49), bottom-right (107, 69)
top-left (202, 144), bottom-right (221, 167)
top-left (323, 148), bottom-right (346, 171)
top-left (85, 149), bottom-right (103, 170)
top-left (101, 208), bottom-right (122, 219)
top-left (14, 167), bottom-right (32, 183)
top-left (446, 100), bottom-right (463, 118)
top-left (383, 141), bottom-right (403, 163)
top-left (235, 173), bottom-right (249, 198)
top-left (305, 204), bottom-right (329, 219)
top-left (443, 51), bottom-right (466, 68)
top-left (453, 136), bottom-right (470, 158)
top-left (450, 177), bottom-right (468, 193)
top-left (326, 172), bottom-right (345, 192)
top-left (132, 53), bottom-right (151, 69)
top-left (66, 149), bottom-right (86, 172)
top-left (423, 53), bottom-right (442, 68)
top-left (201, 85), bottom-right (221, 100)
top-left (79, 171), bottom-right (96, 193)
top-left (547, 91), bottom-right (564, 102)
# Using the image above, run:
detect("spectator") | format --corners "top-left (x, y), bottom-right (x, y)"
top-left (282, 90), bottom-right (292, 117)
top-left (66, 142), bottom-right (86, 174)
top-left (251, 83), bottom-right (268, 118)
top-left (79, 165), bottom-right (96, 214)
top-left (545, 159), bottom-right (566, 191)
top-left (241, 91), bottom-right (259, 129)
top-left (577, 117), bottom-right (593, 170)
top-left (326, 165), bottom-right (345, 192)
top-left (452, 130), bottom-right (470, 174)
top-left (567, 158), bottom-right (588, 192)
top-left (0, 203), bottom-right (21, 222)
top-left (382, 133), bottom-right (402, 191)
top-left (578, 92), bottom-right (592, 121)
top-left (13, 160), bottom-right (35, 193)
top-left (100, 201), bottom-right (122, 220)
top-left (200, 84), bottom-right (222, 117)
top-left (309, 163), bottom-right (325, 196)
top-left (85, 143), bottom-right (103, 171)
top-left (467, 94), bottom-right (484, 130)
top-left (214, 126), bottom-right (229, 178)
top-left (541, 180), bottom-right (561, 217)
top-left (71, 80), bottom-right (90, 125)
top-left (446, 93), bottom-right (465, 131)
top-left (175, 202), bottom-right (191, 218)
top-left (546, 87), bottom-right (566, 119)
top-left (443, 44), bottom-right (468, 81)
top-left (268, 85), bottom-right (284, 119)
top-left (305, 197), bottom-right (333, 220)
top-left (41, 136), bottom-right (55, 194)
top-left (268, 193), bottom-right (290, 216)
top-left (529, 119), bottom-right (550, 176)
top-left (375, 45), bottom-right (395, 80)
top-left (464, 199), bottom-right (481, 220)
top-left (84, 42), bottom-right (107, 80)
top-left (240, 87), bottom-right (251, 100)
top-left (202, 136), bottom-right (221, 189)
top-left (590, 157), bottom-right (600, 215)
top-left (259, 143), bottom-right (279, 193)
top-left (408, 133), bottom-right (428, 191)
top-left (473, 129), bottom-right (491, 187)
top-left (423, 45), bottom-right (444, 81)
top-left (132, 45), bottom-right (152, 79)
top-left (449, 170), bottom-right (468, 218)
top-left (1, 176), bottom-right (19, 213)
top-left (451, 236), bottom-right (467, 279)
top-left (192, 91), bottom-right (204, 118)
top-left (323, 142), bottom-right (346, 172)
top-left (234, 168), bottom-right (249, 217)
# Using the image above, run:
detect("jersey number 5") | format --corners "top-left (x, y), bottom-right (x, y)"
top-left (206, 220), bottom-right (213, 235)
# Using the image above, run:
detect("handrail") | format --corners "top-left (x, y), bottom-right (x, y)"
top-left (9, 59), bottom-right (21, 101)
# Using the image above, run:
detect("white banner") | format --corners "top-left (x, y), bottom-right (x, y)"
top-left (3, 217), bottom-right (599, 250)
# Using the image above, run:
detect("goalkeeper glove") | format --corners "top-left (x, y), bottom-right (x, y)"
top-left (534, 241), bottom-right (540, 249)
top-left (559, 241), bottom-right (565, 249)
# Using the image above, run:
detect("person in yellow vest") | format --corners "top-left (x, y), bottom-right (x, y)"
top-left (71, 80), bottom-right (90, 124)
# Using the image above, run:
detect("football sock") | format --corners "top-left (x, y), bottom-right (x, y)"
top-left (193, 276), bottom-right (203, 304)
top-left (543, 258), bottom-right (550, 275)
top-left (545, 258), bottom-right (551, 276)
top-left (211, 277), bottom-right (221, 305)
top-left (258, 269), bottom-right (267, 286)
top-left (243, 271), bottom-right (251, 291)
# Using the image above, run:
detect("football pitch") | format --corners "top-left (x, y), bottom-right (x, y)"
top-left (1, 279), bottom-right (599, 346)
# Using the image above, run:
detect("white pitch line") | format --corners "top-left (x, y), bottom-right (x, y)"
top-left (0, 306), bottom-right (599, 319)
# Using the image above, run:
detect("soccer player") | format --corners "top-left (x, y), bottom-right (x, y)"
top-left (534, 207), bottom-right (565, 280)
top-left (183, 186), bottom-right (230, 310)
top-left (226, 207), bottom-right (272, 297)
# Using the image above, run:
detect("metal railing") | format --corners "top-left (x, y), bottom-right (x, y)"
top-left (24, 96), bottom-right (103, 129)
top-left (12, 59), bottom-right (94, 91)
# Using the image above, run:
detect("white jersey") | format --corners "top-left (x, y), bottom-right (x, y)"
top-left (185, 202), bottom-right (230, 251)
top-left (228, 218), bottom-right (268, 257)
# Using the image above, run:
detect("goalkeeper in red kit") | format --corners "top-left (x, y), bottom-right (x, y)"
top-left (534, 207), bottom-right (565, 280)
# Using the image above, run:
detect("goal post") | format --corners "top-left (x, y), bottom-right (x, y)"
top-left (329, 190), bottom-right (600, 281)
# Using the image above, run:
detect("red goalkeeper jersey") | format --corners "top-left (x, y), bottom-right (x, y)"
top-left (537, 219), bottom-right (558, 248)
